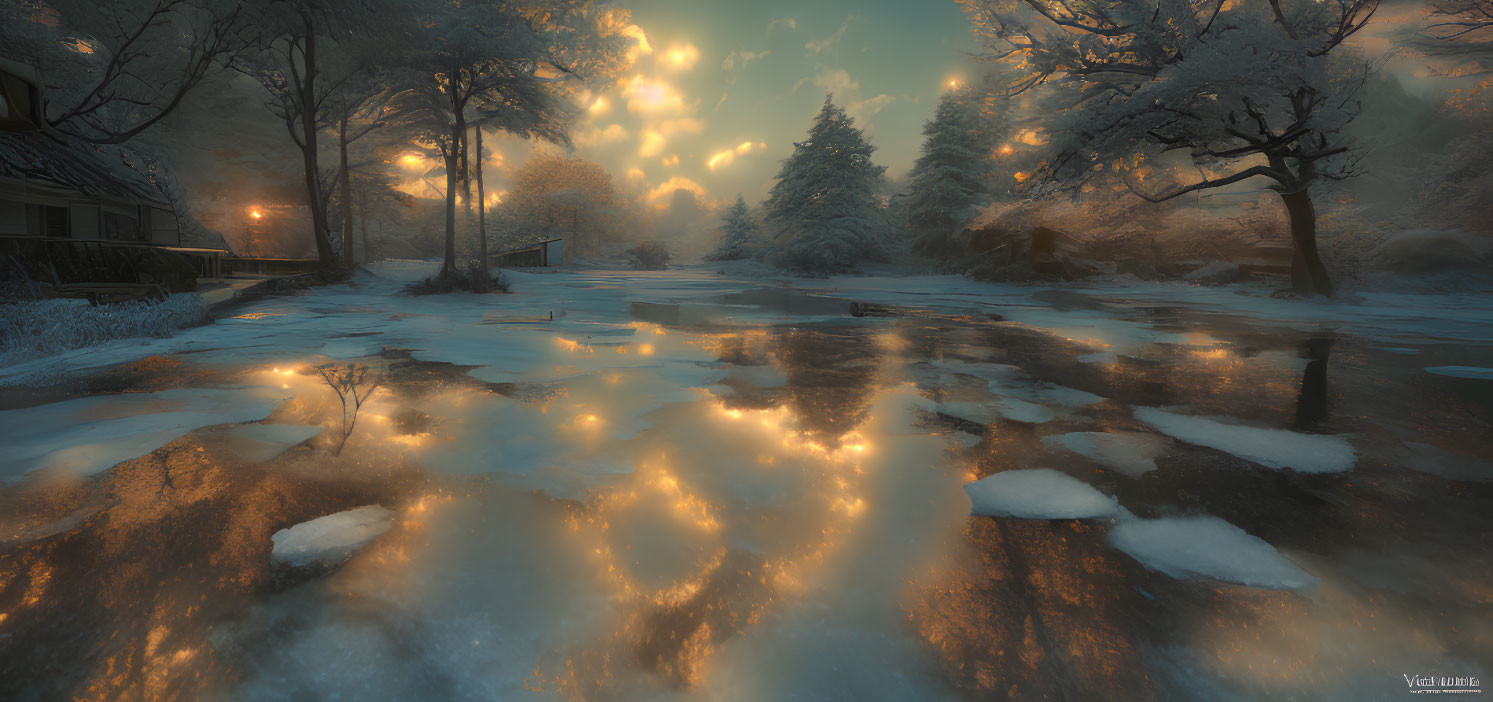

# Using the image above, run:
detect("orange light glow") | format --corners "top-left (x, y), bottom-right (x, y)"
top-left (249, 208), bottom-right (263, 220)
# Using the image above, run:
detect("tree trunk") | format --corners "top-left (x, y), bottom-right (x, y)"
top-left (442, 135), bottom-right (458, 275)
top-left (359, 187), bottom-right (369, 263)
top-left (339, 116), bottom-right (354, 266)
top-left (476, 127), bottom-right (488, 272)
top-left (299, 31), bottom-right (336, 269)
top-left (1279, 189), bottom-right (1332, 298)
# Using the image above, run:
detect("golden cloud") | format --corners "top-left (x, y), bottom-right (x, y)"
top-left (647, 176), bottom-right (706, 207)
top-left (662, 43), bottom-right (700, 71)
top-left (638, 129), bottom-right (667, 157)
top-left (620, 75), bottom-right (689, 115)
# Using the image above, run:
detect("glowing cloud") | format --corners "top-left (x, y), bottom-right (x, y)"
top-left (647, 176), bottom-right (706, 207)
top-left (658, 118), bottom-right (706, 136)
top-left (663, 43), bottom-right (700, 71)
top-left (661, 154), bottom-right (680, 167)
top-left (721, 49), bottom-right (770, 72)
top-left (805, 16), bottom-right (857, 56)
top-left (767, 17), bottom-right (797, 34)
top-left (638, 129), bottom-right (666, 157)
top-left (588, 96), bottom-right (611, 115)
top-left (626, 167), bottom-right (647, 183)
top-left (620, 75), bottom-right (689, 115)
top-left (707, 150), bottom-right (735, 171)
top-left (576, 123), bottom-right (629, 145)
top-left (734, 141), bottom-right (754, 155)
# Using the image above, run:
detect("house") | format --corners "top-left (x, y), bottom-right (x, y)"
top-left (1, 59), bottom-right (181, 246)
top-left (0, 58), bottom-right (233, 298)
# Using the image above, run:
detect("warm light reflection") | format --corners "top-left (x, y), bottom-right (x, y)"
top-left (555, 337), bottom-right (594, 354)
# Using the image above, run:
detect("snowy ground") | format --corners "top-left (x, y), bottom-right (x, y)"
top-left (0, 261), bottom-right (1489, 700)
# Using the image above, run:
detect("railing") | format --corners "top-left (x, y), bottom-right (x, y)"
top-left (222, 256), bottom-right (322, 276)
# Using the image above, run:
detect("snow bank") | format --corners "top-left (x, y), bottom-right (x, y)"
top-left (1133, 407), bottom-right (1355, 473)
top-left (964, 468), bottom-right (1120, 519)
top-left (1425, 366), bottom-right (1493, 380)
top-left (1042, 431), bottom-right (1170, 478)
top-left (1108, 515), bottom-right (1317, 590)
top-left (270, 505), bottom-right (393, 569)
top-left (0, 294), bottom-right (204, 368)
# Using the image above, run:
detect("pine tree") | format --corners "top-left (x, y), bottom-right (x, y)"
top-left (764, 95), bottom-right (888, 274)
top-left (906, 85), bottom-right (1000, 257)
top-left (706, 194), bottom-right (761, 261)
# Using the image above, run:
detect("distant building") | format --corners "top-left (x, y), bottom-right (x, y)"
top-left (494, 238), bottom-right (564, 268)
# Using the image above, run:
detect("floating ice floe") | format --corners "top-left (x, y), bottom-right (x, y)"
top-left (1108, 515), bottom-right (1317, 590)
top-left (1042, 431), bottom-right (1170, 478)
top-left (1133, 407), bottom-right (1355, 473)
top-left (1424, 366), bottom-right (1493, 380)
top-left (964, 468), bottom-right (1120, 519)
top-left (270, 505), bottom-right (393, 570)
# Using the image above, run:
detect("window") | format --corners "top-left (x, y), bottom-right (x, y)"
top-left (103, 211), bottom-right (141, 241)
top-left (0, 69), bottom-right (40, 132)
top-left (25, 204), bottom-right (69, 237)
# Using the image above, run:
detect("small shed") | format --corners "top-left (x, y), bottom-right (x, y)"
top-left (494, 238), bottom-right (563, 268)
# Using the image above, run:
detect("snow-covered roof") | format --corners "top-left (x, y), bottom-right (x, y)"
top-left (0, 130), bottom-right (168, 207)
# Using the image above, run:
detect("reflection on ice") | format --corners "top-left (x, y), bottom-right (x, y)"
top-left (1, 262), bottom-right (1488, 700)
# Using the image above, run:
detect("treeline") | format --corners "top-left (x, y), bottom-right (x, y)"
top-left (0, 0), bottom-right (639, 281)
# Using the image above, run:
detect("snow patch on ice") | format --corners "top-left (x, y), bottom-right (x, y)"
top-left (964, 468), bottom-right (1120, 519)
top-left (1043, 431), bottom-right (1170, 478)
top-left (1133, 407), bottom-right (1355, 473)
top-left (0, 387), bottom-right (289, 483)
top-left (1108, 515), bottom-right (1317, 590)
top-left (270, 505), bottom-right (393, 569)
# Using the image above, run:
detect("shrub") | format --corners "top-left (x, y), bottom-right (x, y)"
top-left (627, 241), bottom-right (671, 269)
top-left (404, 262), bottom-right (511, 295)
top-left (0, 294), bottom-right (205, 368)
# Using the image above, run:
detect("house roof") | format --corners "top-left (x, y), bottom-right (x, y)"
top-left (0, 129), bottom-right (169, 207)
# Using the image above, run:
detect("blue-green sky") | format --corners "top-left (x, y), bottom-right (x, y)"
top-left (504, 0), bottom-right (985, 210)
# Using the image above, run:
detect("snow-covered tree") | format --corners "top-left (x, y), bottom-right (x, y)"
top-left (501, 152), bottom-right (624, 257)
top-left (905, 85), bottom-right (1000, 257)
top-left (395, 0), bottom-right (632, 276)
top-left (960, 0), bottom-right (1380, 296)
top-left (706, 195), bottom-right (762, 261)
top-left (764, 95), bottom-right (889, 275)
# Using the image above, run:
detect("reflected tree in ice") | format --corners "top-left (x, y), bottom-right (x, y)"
top-left (313, 362), bottom-right (382, 455)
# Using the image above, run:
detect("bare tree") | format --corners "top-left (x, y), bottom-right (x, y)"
top-left (960, 0), bottom-right (1380, 296)
top-left (0, 0), bottom-right (254, 144)
top-left (1417, 0), bottom-right (1493, 65)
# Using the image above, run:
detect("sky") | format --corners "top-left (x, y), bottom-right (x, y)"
top-left (484, 0), bottom-right (985, 211)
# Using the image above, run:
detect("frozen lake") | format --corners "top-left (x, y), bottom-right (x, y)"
top-left (1, 261), bottom-right (1489, 700)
